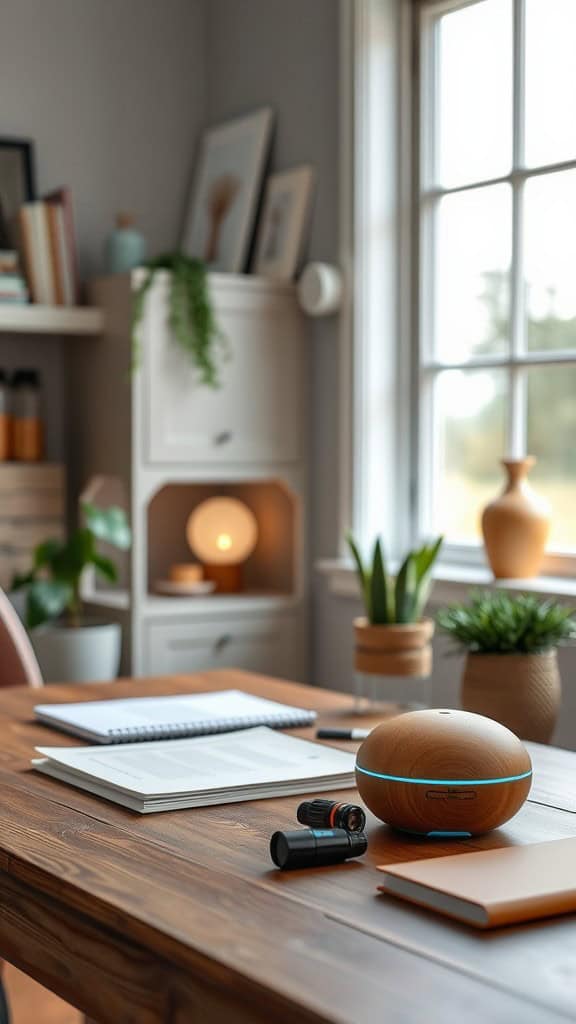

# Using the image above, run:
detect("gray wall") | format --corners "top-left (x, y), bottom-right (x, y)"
top-left (204, 0), bottom-right (342, 678)
top-left (0, 0), bottom-right (205, 279)
top-left (0, 0), bottom-right (206, 461)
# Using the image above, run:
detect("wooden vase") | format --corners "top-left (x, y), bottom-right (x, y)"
top-left (481, 457), bottom-right (551, 578)
top-left (354, 618), bottom-right (434, 678)
top-left (461, 650), bottom-right (561, 743)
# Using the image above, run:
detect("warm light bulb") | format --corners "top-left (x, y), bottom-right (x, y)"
top-left (186, 497), bottom-right (258, 565)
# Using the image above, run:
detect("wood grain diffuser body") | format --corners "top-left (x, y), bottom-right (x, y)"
top-left (355, 709), bottom-right (532, 837)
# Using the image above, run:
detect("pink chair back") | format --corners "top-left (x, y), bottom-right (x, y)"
top-left (0, 588), bottom-right (43, 688)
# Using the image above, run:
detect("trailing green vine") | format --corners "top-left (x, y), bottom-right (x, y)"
top-left (132, 253), bottom-right (226, 387)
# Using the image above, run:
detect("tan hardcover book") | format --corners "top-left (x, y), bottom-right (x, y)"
top-left (18, 207), bottom-right (39, 302)
top-left (46, 203), bottom-right (64, 305)
top-left (377, 838), bottom-right (576, 929)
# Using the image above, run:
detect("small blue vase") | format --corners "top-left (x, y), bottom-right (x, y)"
top-left (105, 213), bottom-right (146, 274)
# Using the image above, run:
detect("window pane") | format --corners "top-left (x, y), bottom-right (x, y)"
top-left (527, 366), bottom-right (576, 551)
top-left (432, 370), bottom-right (507, 543)
top-left (525, 170), bottom-right (576, 352)
top-left (437, 0), bottom-right (512, 187)
top-left (525, 0), bottom-right (576, 168)
top-left (434, 186), bottom-right (511, 361)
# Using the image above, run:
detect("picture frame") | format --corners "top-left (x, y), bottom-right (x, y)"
top-left (182, 108), bottom-right (274, 273)
top-left (0, 138), bottom-right (35, 249)
top-left (253, 166), bottom-right (315, 281)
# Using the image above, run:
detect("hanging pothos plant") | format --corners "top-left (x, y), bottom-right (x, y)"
top-left (132, 252), bottom-right (227, 387)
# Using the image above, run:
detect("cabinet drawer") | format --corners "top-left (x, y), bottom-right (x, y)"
top-left (141, 277), bottom-right (304, 464)
top-left (144, 615), bottom-right (298, 678)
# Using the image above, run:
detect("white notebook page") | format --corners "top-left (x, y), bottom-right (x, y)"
top-left (35, 727), bottom-right (355, 798)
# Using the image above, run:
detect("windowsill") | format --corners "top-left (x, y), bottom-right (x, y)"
top-left (316, 558), bottom-right (576, 605)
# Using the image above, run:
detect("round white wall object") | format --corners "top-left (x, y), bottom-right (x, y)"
top-left (297, 262), bottom-right (343, 316)
top-left (187, 497), bottom-right (258, 565)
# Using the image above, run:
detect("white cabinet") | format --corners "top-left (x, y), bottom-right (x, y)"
top-left (144, 615), bottom-right (298, 678)
top-left (142, 274), bottom-right (304, 465)
top-left (77, 271), bottom-right (308, 681)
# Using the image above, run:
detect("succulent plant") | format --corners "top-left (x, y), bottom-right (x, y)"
top-left (437, 591), bottom-right (576, 654)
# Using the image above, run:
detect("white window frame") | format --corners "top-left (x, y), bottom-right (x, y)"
top-left (338, 0), bottom-right (413, 563)
top-left (335, 0), bottom-right (576, 585)
top-left (418, 0), bottom-right (576, 576)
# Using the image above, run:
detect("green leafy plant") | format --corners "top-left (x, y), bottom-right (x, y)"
top-left (346, 534), bottom-right (443, 624)
top-left (132, 252), bottom-right (226, 386)
top-left (11, 504), bottom-right (132, 629)
top-left (437, 592), bottom-right (576, 654)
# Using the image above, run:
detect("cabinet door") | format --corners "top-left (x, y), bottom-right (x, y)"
top-left (141, 275), bottom-right (304, 464)
top-left (144, 615), bottom-right (298, 678)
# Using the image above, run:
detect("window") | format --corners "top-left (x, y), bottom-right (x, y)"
top-left (419, 0), bottom-right (576, 565)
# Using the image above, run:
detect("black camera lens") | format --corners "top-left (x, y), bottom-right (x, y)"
top-left (296, 798), bottom-right (367, 833)
top-left (270, 827), bottom-right (368, 870)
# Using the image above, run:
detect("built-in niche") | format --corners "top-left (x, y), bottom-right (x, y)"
top-left (147, 480), bottom-right (298, 597)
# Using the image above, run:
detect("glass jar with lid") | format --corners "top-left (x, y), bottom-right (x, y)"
top-left (0, 369), bottom-right (11, 460)
top-left (12, 368), bottom-right (44, 461)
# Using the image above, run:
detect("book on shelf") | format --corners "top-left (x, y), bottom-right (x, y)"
top-left (0, 249), bottom-right (29, 305)
top-left (18, 188), bottom-right (79, 306)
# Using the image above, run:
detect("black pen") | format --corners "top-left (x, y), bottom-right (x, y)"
top-left (316, 727), bottom-right (371, 741)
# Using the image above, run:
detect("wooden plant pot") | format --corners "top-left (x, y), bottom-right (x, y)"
top-left (461, 650), bottom-right (561, 743)
top-left (354, 618), bottom-right (434, 678)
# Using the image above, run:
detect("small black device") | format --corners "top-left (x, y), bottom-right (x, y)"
top-left (270, 827), bottom-right (368, 870)
top-left (296, 798), bottom-right (367, 833)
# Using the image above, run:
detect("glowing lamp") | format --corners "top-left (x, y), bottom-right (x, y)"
top-left (186, 497), bottom-right (258, 592)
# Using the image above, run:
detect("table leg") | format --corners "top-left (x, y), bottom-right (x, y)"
top-left (0, 978), bottom-right (9, 1024)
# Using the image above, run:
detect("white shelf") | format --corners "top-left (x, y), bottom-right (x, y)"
top-left (0, 304), bottom-right (104, 335)
top-left (143, 592), bottom-right (297, 618)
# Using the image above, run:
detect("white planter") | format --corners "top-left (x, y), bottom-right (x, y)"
top-left (31, 622), bottom-right (121, 684)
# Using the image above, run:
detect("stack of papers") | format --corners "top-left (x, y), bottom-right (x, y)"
top-left (33, 727), bottom-right (357, 813)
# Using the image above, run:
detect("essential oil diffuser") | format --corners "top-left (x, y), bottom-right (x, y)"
top-left (355, 709), bottom-right (532, 837)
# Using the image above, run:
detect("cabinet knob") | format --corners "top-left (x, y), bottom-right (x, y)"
top-left (214, 634), bottom-right (232, 653)
top-left (214, 430), bottom-right (232, 446)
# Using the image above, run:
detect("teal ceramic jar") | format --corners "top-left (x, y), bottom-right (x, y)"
top-left (105, 213), bottom-right (146, 274)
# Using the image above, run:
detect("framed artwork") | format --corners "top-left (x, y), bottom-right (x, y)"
top-left (0, 138), bottom-right (35, 248)
top-left (253, 166), bottom-right (315, 281)
top-left (182, 108), bottom-right (274, 273)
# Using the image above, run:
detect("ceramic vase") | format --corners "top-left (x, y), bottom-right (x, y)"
top-left (461, 650), bottom-right (561, 743)
top-left (354, 618), bottom-right (434, 678)
top-left (481, 457), bottom-right (551, 578)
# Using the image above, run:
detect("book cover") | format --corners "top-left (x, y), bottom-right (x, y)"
top-left (44, 187), bottom-right (79, 303)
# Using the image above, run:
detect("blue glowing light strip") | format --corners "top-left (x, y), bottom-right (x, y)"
top-left (355, 764), bottom-right (533, 786)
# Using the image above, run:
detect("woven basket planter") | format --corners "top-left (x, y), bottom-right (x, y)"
top-left (461, 650), bottom-right (561, 743)
top-left (354, 618), bottom-right (434, 678)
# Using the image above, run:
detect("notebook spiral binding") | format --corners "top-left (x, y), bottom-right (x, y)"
top-left (106, 711), bottom-right (313, 743)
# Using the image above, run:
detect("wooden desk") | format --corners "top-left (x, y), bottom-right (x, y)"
top-left (0, 670), bottom-right (574, 1023)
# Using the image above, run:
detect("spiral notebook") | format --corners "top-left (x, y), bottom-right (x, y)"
top-left (34, 689), bottom-right (317, 744)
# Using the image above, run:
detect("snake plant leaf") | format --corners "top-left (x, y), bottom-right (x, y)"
top-left (413, 536), bottom-right (444, 583)
top-left (370, 539), bottom-right (389, 625)
top-left (346, 532), bottom-right (371, 619)
top-left (395, 553), bottom-right (418, 623)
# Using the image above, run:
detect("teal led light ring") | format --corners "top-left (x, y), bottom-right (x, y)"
top-left (355, 764), bottom-right (533, 787)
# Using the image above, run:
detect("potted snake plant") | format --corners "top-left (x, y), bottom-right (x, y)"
top-left (347, 534), bottom-right (443, 678)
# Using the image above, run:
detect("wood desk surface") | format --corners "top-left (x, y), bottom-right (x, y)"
top-left (0, 670), bottom-right (575, 1023)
